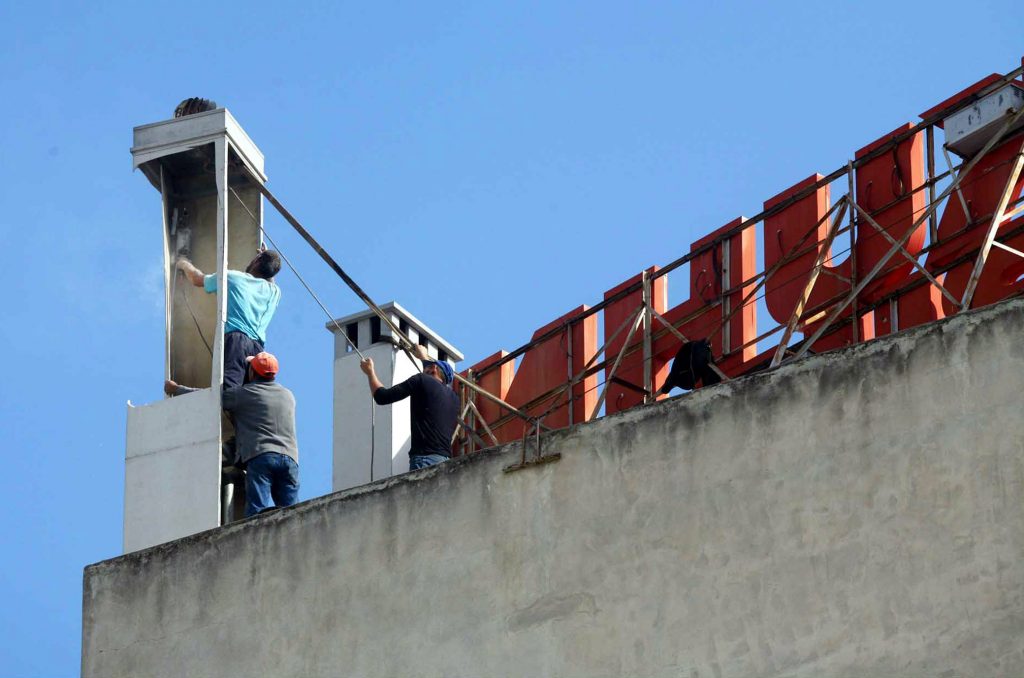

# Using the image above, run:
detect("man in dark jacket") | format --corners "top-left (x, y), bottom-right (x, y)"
top-left (166, 351), bottom-right (299, 516)
top-left (360, 344), bottom-right (460, 470)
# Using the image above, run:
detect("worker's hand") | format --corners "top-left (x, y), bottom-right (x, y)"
top-left (164, 379), bottom-right (179, 396)
top-left (412, 344), bottom-right (430, 361)
top-left (359, 357), bottom-right (374, 375)
top-left (175, 257), bottom-right (191, 270)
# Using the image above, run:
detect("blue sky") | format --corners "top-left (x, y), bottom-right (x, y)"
top-left (1, 1), bottom-right (1020, 675)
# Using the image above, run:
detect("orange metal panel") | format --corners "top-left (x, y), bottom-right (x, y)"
top-left (492, 306), bottom-right (597, 442)
top-left (853, 124), bottom-right (927, 305)
top-left (689, 217), bottom-right (758, 363)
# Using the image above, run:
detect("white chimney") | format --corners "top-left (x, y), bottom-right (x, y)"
top-left (327, 302), bottom-right (463, 491)
top-left (124, 107), bottom-right (266, 552)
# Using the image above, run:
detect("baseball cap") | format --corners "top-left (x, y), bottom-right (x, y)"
top-left (246, 352), bottom-right (279, 377)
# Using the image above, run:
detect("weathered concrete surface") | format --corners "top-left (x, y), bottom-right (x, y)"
top-left (83, 299), bottom-right (1024, 677)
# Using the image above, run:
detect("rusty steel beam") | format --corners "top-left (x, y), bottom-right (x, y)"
top-left (850, 199), bottom-right (961, 309)
top-left (771, 196), bottom-right (848, 368)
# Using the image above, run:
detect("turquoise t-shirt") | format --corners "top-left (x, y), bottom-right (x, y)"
top-left (204, 270), bottom-right (281, 343)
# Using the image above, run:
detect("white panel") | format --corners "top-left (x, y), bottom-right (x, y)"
top-left (124, 389), bottom-right (221, 552)
top-left (945, 84), bottom-right (1024, 157)
top-left (132, 109), bottom-right (266, 179)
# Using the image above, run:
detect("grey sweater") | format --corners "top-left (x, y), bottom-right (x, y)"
top-left (221, 380), bottom-right (299, 466)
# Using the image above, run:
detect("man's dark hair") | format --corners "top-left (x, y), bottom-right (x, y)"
top-left (250, 250), bottom-right (282, 280)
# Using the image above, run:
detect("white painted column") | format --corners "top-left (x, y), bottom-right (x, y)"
top-left (328, 302), bottom-right (463, 492)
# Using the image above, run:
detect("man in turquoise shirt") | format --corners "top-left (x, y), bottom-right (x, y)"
top-left (176, 250), bottom-right (282, 388)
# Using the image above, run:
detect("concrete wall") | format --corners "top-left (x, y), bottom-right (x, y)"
top-left (84, 299), bottom-right (1024, 677)
top-left (123, 388), bottom-right (222, 553)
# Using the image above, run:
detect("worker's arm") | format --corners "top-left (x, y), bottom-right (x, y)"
top-left (164, 379), bottom-right (199, 397)
top-left (411, 343), bottom-right (430, 364)
top-left (175, 258), bottom-right (206, 287)
top-left (221, 385), bottom-right (241, 412)
top-left (360, 357), bottom-right (416, 405)
top-left (360, 357), bottom-right (385, 396)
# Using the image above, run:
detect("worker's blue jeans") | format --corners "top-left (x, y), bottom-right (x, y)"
top-left (409, 454), bottom-right (448, 471)
top-left (245, 452), bottom-right (299, 517)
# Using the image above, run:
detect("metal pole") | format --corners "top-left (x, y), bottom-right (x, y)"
top-left (591, 307), bottom-right (645, 420)
top-left (848, 162), bottom-right (859, 343)
top-left (641, 271), bottom-right (653, 403)
top-left (565, 322), bottom-right (574, 425)
top-left (771, 196), bottom-right (846, 368)
top-left (927, 125), bottom-right (938, 243)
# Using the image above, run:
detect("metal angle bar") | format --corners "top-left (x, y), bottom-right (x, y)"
top-left (771, 196), bottom-right (847, 368)
top-left (720, 239), bottom-right (732, 353)
top-left (819, 268), bottom-right (851, 284)
top-left (590, 306), bottom-right (645, 420)
top-left (467, 398), bottom-right (500, 446)
top-left (451, 402), bottom-right (472, 446)
top-left (229, 187), bottom-right (366, 359)
top-left (457, 417), bottom-right (491, 450)
top-left (211, 137), bottom-right (230, 389)
top-left (565, 322), bottom-right (574, 426)
top-left (850, 199), bottom-right (961, 309)
top-left (927, 125), bottom-right (938, 243)
top-left (1000, 200), bottom-right (1024, 223)
top-left (461, 379), bottom-right (470, 455)
top-left (159, 164), bottom-right (172, 381)
top-left (991, 240), bottom-right (1024, 259)
top-left (960, 139), bottom-right (1024, 309)
top-left (943, 146), bottom-right (973, 223)
top-left (641, 271), bottom-right (654, 403)
top-left (847, 162), bottom-right (859, 343)
top-left (795, 104), bottom-right (1024, 361)
top-left (608, 376), bottom-right (649, 395)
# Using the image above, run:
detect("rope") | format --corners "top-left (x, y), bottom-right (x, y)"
top-left (228, 187), bottom-right (364, 359)
top-left (178, 277), bottom-right (213, 357)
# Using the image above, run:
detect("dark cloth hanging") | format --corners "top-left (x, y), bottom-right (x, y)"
top-left (659, 339), bottom-right (721, 393)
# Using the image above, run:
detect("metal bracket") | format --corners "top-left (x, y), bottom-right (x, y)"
top-left (504, 418), bottom-right (561, 473)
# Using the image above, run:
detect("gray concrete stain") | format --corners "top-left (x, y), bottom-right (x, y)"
top-left (506, 591), bottom-right (598, 631)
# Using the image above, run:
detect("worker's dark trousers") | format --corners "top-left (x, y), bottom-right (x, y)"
top-left (245, 452), bottom-right (299, 517)
top-left (223, 331), bottom-right (264, 389)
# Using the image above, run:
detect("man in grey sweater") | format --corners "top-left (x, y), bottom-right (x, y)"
top-left (165, 351), bottom-right (299, 517)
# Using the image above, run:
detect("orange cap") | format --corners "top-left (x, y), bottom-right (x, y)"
top-left (246, 352), bottom-right (279, 377)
